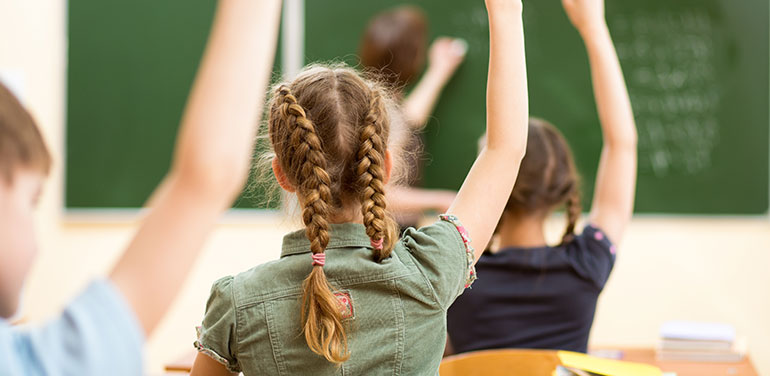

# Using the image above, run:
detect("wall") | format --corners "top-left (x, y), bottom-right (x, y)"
top-left (1, 2), bottom-right (768, 374)
top-left (24, 217), bottom-right (770, 374)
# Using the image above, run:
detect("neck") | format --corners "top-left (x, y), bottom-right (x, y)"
top-left (495, 213), bottom-right (548, 251)
top-left (294, 194), bottom-right (364, 225)
top-left (327, 204), bottom-right (363, 225)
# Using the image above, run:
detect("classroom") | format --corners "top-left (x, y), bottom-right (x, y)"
top-left (0, 0), bottom-right (768, 375)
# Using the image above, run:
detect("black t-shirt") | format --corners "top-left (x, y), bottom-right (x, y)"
top-left (446, 225), bottom-right (616, 354)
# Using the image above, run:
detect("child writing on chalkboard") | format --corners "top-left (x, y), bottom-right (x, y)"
top-left (190, 0), bottom-right (528, 374)
top-left (359, 5), bottom-right (468, 228)
top-left (0, 0), bottom-right (282, 373)
top-left (447, 0), bottom-right (638, 354)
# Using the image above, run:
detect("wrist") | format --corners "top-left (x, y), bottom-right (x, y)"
top-left (486, 0), bottom-right (523, 15)
top-left (425, 64), bottom-right (453, 85)
top-left (578, 21), bottom-right (610, 41)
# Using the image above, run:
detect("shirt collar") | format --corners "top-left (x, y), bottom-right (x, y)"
top-left (281, 222), bottom-right (373, 257)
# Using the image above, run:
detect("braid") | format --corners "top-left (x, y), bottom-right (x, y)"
top-left (357, 90), bottom-right (395, 261)
top-left (276, 85), bottom-right (349, 363)
top-left (560, 186), bottom-right (581, 245)
top-left (277, 86), bottom-right (333, 253)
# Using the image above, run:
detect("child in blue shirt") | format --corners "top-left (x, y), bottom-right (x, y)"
top-left (0, 0), bottom-right (282, 374)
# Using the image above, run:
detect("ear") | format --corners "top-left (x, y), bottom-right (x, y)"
top-left (384, 150), bottom-right (393, 185)
top-left (272, 158), bottom-right (296, 193)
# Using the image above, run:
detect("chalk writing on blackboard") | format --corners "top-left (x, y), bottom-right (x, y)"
top-left (611, 10), bottom-right (721, 177)
top-left (450, 4), bottom-right (489, 55)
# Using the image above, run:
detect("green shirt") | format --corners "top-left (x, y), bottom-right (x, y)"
top-left (195, 216), bottom-right (476, 375)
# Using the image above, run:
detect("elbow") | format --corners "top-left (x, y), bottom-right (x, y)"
top-left (517, 144), bottom-right (527, 162)
top-left (483, 140), bottom-right (526, 164)
top-left (484, 134), bottom-right (527, 160)
top-left (507, 144), bottom-right (526, 164)
top-left (611, 139), bottom-right (637, 153)
top-left (499, 134), bottom-right (528, 160)
top-left (605, 131), bottom-right (638, 151)
top-left (482, 115), bottom-right (528, 161)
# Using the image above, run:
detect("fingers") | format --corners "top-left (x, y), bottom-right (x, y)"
top-left (430, 37), bottom-right (468, 64)
top-left (451, 39), bottom-right (469, 57)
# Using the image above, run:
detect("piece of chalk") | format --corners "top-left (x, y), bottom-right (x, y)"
top-left (453, 39), bottom-right (469, 56)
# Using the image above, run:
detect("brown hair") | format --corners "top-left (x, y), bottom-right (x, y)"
top-left (0, 82), bottom-right (51, 183)
top-left (500, 118), bottom-right (581, 244)
top-left (359, 6), bottom-right (428, 89)
top-left (267, 65), bottom-right (401, 363)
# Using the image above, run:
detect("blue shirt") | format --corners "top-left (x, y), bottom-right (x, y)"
top-left (446, 225), bottom-right (616, 354)
top-left (0, 280), bottom-right (144, 376)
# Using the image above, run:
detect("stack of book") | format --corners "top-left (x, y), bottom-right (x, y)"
top-left (656, 320), bottom-right (746, 362)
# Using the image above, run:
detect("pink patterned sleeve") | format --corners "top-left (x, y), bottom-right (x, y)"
top-left (439, 214), bottom-right (477, 289)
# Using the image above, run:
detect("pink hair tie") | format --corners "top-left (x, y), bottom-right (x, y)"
top-left (371, 238), bottom-right (384, 250)
top-left (311, 253), bottom-right (326, 267)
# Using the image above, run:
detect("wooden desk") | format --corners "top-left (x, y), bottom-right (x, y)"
top-left (165, 348), bottom-right (759, 375)
top-left (165, 351), bottom-right (196, 373)
top-left (440, 349), bottom-right (561, 376)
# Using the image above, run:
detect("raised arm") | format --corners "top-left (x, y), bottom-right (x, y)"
top-left (109, 0), bottom-right (283, 336)
top-left (446, 0), bottom-right (528, 262)
top-left (563, 0), bottom-right (637, 243)
top-left (401, 37), bottom-right (467, 129)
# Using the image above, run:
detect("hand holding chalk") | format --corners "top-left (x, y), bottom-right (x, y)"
top-left (452, 39), bottom-right (469, 57)
top-left (428, 37), bottom-right (468, 81)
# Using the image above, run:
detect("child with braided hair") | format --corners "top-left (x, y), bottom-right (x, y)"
top-left (191, 0), bottom-right (529, 374)
top-left (446, 0), bottom-right (638, 355)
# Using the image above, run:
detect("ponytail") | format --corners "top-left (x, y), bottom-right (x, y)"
top-left (560, 186), bottom-right (581, 245)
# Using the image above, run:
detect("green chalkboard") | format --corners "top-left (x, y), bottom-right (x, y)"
top-left (66, 0), bottom-right (281, 209)
top-left (305, 0), bottom-right (769, 214)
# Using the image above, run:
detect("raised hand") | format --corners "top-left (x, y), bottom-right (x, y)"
top-left (427, 37), bottom-right (467, 81)
top-left (565, 0), bottom-right (638, 244)
top-left (446, 0), bottom-right (528, 261)
top-left (110, 0), bottom-right (284, 336)
top-left (401, 36), bottom-right (468, 128)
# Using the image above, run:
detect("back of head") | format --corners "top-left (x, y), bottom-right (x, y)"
top-left (266, 65), bottom-right (401, 363)
top-left (359, 6), bottom-right (428, 89)
top-left (0, 82), bottom-right (51, 183)
top-left (503, 118), bottom-right (581, 244)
